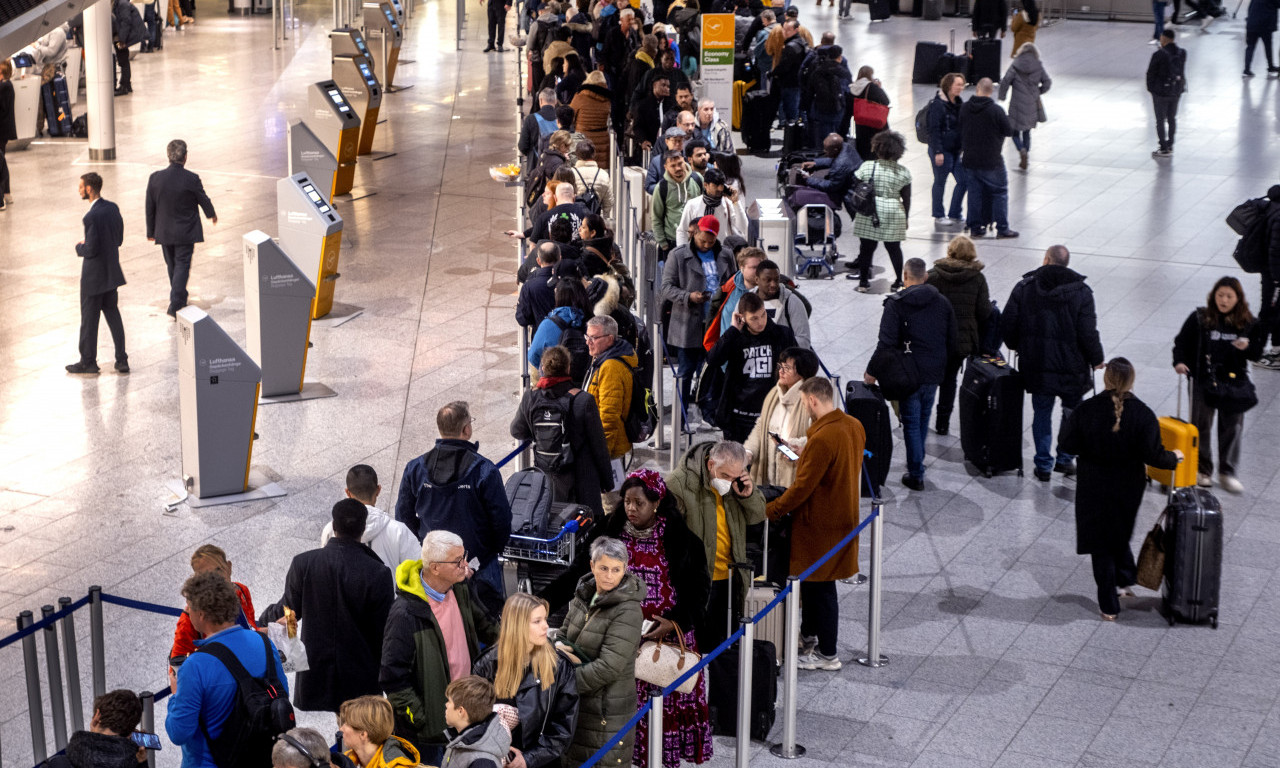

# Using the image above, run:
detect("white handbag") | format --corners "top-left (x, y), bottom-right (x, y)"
top-left (634, 623), bottom-right (701, 695)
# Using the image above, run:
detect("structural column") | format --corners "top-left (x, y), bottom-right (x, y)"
top-left (83, 0), bottom-right (117, 160)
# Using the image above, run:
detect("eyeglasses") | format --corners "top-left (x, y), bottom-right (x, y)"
top-left (431, 552), bottom-right (469, 569)
top-left (585, 333), bottom-right (610, 341)
top-left (778, 363), bottom-right (795, 373)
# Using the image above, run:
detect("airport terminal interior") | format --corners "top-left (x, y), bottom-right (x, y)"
top-left (1, 0), bottom-right (1280, 764)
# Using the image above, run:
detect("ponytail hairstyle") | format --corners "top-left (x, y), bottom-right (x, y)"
top-left (1103, 357), bottom-right (1136, 433)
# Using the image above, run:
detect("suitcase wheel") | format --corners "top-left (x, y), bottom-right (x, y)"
top-left (1017, 469), bottom-right (1024, 477)
top-left (806, 264), bottom-right (821, 279)
top-left (983, 468), bottom-right (993, 479)
top-left (1166, 611), bottom-right (1176, 627)
top-left (1210, 614), bottom-right (1218, 630)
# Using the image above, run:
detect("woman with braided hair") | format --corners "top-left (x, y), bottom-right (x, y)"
top-left (1060, 358), bottom-right (1182, 621)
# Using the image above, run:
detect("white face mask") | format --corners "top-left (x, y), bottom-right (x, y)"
top-left (710, 477), bottom-right (733, 496)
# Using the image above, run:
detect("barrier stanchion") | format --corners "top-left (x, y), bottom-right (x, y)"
top-left (668, 376), bottom-right (684, 471)
top-left (40, 605), bottom-right (68, 751)
top-left (19, 611), bottom-right (47, 764)
top-left (650, 321), bottom-right (667, 451)
top-left (648, 691), bottom-right (663, 764)
top-left (856, 499), bottom-right (889, 668)
top-left (58, 597), bottom-right (85, 732)
top-left (141, 691), bottom-right (157, 768)
top-left (89, 586), bottom-right (105, 698)
top-left (770, 577), bottom-right (806, 759)
top-left (735, 616), bottom-right (754, 768)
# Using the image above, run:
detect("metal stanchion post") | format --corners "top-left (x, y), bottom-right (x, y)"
top-left (141, 691), bottom-right (157, 768)
top-left (735, 617), bottom-right (754, 768)
top-left (770, 579), bottom-right (806, 758)
top-left (648, 692), bottom-right (663, 763)
top-left (668, 376), bottom-right (683, 471)
top-left (273, 0), bottom-right (280, 49)
top-left (89, 585), bottom-right (106, 698)
top-left (58, 597), bottom-right (85, 732)
top-left (651, 322), bottom-right (667, 451)
top-left (41, 605), bottom-right (69, 751)
top-left (20, 611), bottom-right (48, 764)
top-left (857, 502), bottom-right (889, 668)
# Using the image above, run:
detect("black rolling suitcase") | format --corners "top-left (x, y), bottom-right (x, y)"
top-left (781, 120), bottom-right (807, 153)
top-left (845, 381), bottom-right (892, 497)
top-left (923, 0), bottom-right (942, 18)
top-left (965, 37), bottom-right (1001, 83)
top-left (959, 355), bottom-right (1023, 477)
top-left (708, 640), bottom-right (777, 740)
top-left (869, 0), bottom-right (892, 20)
top-left (741, 89), bottom-right (778, 154)
top-left (912, 41), bottom-right (947, 84)
top-left (1162, 487), bottom-right (1223, 628)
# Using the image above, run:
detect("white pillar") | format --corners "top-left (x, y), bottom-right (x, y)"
top-left (84, 0), bottom-right (117, 160)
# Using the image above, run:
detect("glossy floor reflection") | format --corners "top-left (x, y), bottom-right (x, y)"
top-left (1, 2), bottom-right (1279, 767)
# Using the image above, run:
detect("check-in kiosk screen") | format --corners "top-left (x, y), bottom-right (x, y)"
top-left (359, 61), bottom-right (376, 85)
top-left (383, 8), bottom-right (398, 29)
top-left (302, 182), bottom-right (333, 214)
top-left (355, 36), bottom-right (369, 54)
top-left (327, 88), bottom-right (351, 112)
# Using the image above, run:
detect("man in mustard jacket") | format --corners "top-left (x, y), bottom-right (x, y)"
top-left (583, 314), bottom-right (638, 462)
top-left (766, 377), bottom-right (865, 672)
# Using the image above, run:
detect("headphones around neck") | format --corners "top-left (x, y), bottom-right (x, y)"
top-left (274, 732), bottom-right (329, 768)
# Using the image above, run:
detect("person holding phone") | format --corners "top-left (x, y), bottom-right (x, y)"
top-left (744, 347), bottom-right (821, 488)
top-left (47, 689), bottom-right (149, 768)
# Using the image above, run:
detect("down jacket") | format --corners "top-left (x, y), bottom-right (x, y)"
top-left (583, 337), bottom-right (639, 458)
top-left (561, 572), bottom-right (646, 768)
top-left (569, 85), bottom-right (614, 170)
top-left (1001, 264), bottom-right (1105, 397)
top-left (471, 648), bottom-right (580, 768)
top-left (997, 48), bottom-right (1051, 133)
top-left (926, 258), bottom-right (992, 358)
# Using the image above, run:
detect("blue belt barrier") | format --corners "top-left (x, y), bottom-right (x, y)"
top-left (495, 441), bottom-right (532, 469)
top-left (99, 593), bottom-right (185, 618)
top-left (0, 595), bottom-right (91, 652)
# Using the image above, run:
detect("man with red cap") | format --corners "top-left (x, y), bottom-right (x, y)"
top-left (661, 215), bottom-right (735, 424)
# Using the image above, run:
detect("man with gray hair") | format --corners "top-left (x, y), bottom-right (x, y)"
top-left (381, 529), bottom-right (497, 765)
top-left (583, 315), bottom-right (639, 463)
top-left (271, 727), bottom-right (337, 768)
top-left (395, 401), bottom-right (512, 619)
top-left (667, 439), bottom-right (765, 650)
top-left (518, 88), bottom-right (558, 169)
top-left (145, 139), bottom-right (217, 318)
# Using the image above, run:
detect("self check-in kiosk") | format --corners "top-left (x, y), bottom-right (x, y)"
top-left (288, 119), bottom-right (339, 202)
top-left (244, 230), bottom-right (337, 402)
top-left (330, 45), bottom-right (382, 155)
top-left (278, 173), bottom-right (345, 320)
top-left (176, 307), bottom-right (262, 499)
top-left (307, 80), bottom-right (361, 196)
top-left (362, 2), bottom-right (402, 90)
top-left (331, 25), bottom-right (372, 58)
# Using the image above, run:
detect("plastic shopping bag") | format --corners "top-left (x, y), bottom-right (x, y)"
top-left (267, 621), bottom-right (310, 673)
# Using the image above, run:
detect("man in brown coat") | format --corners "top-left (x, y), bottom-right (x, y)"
top-left (765, 376), bottom-right (865, 671)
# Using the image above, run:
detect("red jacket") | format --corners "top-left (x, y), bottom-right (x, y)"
top-left (169, 582), bottom-right (258, 659)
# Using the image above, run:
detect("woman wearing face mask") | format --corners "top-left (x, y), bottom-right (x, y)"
top-left (1060, 358), bottom-right (1181, 621)
top-left (1172, 276), bottom-right (1264, 493)
top-left (558, 537), bottom-right (646, 768)
top-left (472, 594), bottom-right (580, 768)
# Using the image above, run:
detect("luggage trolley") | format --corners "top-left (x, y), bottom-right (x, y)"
top-left (795, 204), bottom-right (839, 279)
top-left (502, 508), bottom-right (594, 626)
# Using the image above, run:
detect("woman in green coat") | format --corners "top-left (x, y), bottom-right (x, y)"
top-left (558, 537), bottom-right (646, 768)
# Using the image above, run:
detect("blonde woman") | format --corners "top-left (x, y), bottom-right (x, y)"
top-left (744, 347), bottom-right (820, 488)
top-left (472, 593), bottom-right (579, 768)
top-left (169, 545), bottom-right (258, 663)
top-left (339, 696), bottom-right (421, 768)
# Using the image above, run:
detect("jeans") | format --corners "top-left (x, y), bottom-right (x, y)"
top-left (965, 165), bottom-right (1010, 233)
top-left (778, 86), bottom-right (802, 123)
top-left (1190, 383), bottom-right (1244, 476)
top-left (936, 356), bottom-right (964, 431)
top-left (79, 289), bottom-right (128, 366)
top-left (1091, 544), bottom-right (1137, 616)
top-left (930, 151), bottom-right (966, 219)
top-left (1153, 0), bottom-right (1165, 38)
top-left (900, 385), bottom-right (938, 481)
top-left (1030, 391), bottom-right (1083, 473)
top-left (1152, 95), bottom-right (1179, 151)
top-left (673, 345), bottom-right (705, 410)
top-left (1245, 31), bottom-right (1275, 71)
top-left (1012, 130), bottom-right (1031, 152)
top-left (162, 243), bottom-right (195, 313)
top-left (800, 580), bottom-right (839, 656)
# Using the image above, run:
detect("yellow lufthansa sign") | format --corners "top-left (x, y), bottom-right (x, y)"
top-left (702, 13), bottom-right (735, 48)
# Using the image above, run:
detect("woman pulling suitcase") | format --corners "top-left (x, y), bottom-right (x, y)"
top-left (1059, 358), bottom-right (1182, 621)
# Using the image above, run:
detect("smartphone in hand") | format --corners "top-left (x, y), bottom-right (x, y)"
top-left (770, 432), bottom-right (799, 461)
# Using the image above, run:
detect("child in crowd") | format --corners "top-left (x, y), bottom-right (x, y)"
top-left (443, 676), bottom-right (511, 768)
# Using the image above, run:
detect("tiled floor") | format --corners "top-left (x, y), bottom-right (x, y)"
top-left (1, 1), bottom-right (1279, 767)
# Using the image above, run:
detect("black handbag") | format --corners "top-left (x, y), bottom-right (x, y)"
top-left (866, 302), bottom-right (919, 401)
top-left (847, 161), bottom-right (881, 227)
top-left (1203, 366), bottom-right (1257, 414)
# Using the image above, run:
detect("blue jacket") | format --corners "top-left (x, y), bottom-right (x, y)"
top-left (805, 142), bottom-right (862, 202)
top-left (394, 439), bottom-right (513, 564)
top-left (528, 306), bottom-right (583, 368)
top-left (165, 626), bottom-right (288, 768)
top-left (719, 272), bottom-right (749, 333)
top-left (926, 92), bottom-right (963, 156)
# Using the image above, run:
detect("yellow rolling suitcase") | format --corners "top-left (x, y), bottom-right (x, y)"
top-left (1148, 375), bottom-right (1199, 488)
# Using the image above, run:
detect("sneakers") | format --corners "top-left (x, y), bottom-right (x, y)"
top-left (1219, 474), bottom-right (1244, 494)
top-left (1152, 148), bottom-right (1173, 158)
top-left (854, 283), bottom-right (871, 293)
top-left (1252, 351), bottom-right (1280, 370)
top-left (797, 651), bottom-right (842, 671)
top-left (1244, 69), bottom-right (1256, 77)
top-left (65, 362), bottom-right (100, 375)
top-left (1197, 473), bottom-right (1213, 488)
top-left (799, 635), bottom-right (818, 656)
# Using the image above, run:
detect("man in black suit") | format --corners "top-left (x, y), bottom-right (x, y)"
top-left (68, 173), bottom-right (128, 375)
top-left (144, 139), bottom-right (217, 318)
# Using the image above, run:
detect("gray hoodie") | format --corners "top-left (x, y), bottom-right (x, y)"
top-left (443, 714), bottom-right (512, 768)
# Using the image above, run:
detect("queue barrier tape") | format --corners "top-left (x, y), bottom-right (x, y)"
top-left (0, 595), bottom-right (91, 652)
top-left (98, 593), bottom-right (185, 618)
top-left (495, 441), bottom-right (532, 470)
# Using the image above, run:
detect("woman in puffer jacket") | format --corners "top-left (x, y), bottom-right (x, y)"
top-left (926, 235), bottom-right (991, 436)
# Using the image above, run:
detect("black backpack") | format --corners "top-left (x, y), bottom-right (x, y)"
top-left (530, 389), bottom-right (577, 473)
top-left (1232, 199), bottom-right (1271, 273)
top-left (914, 103), bottom-right (931, 145)
top-left (197, 633), bottom-right (295, 768)
top-left (574, 167), bottom-right (603, 216)
top-left (550, 315), bottom-right (592, 382)
top-left (624, 322), bottom-right (657, 444)
top-left (810, 60), bottom-right (844, 110)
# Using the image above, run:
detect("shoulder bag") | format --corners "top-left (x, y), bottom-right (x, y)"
top-left (634, 623), bottom-right (702, 694)
top-left (866, 298), bottom-right (919, 401)
top-left (1199, 324), bottom-right (1258, 415)
top-left (847, 161), bottom-right (881, 227)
